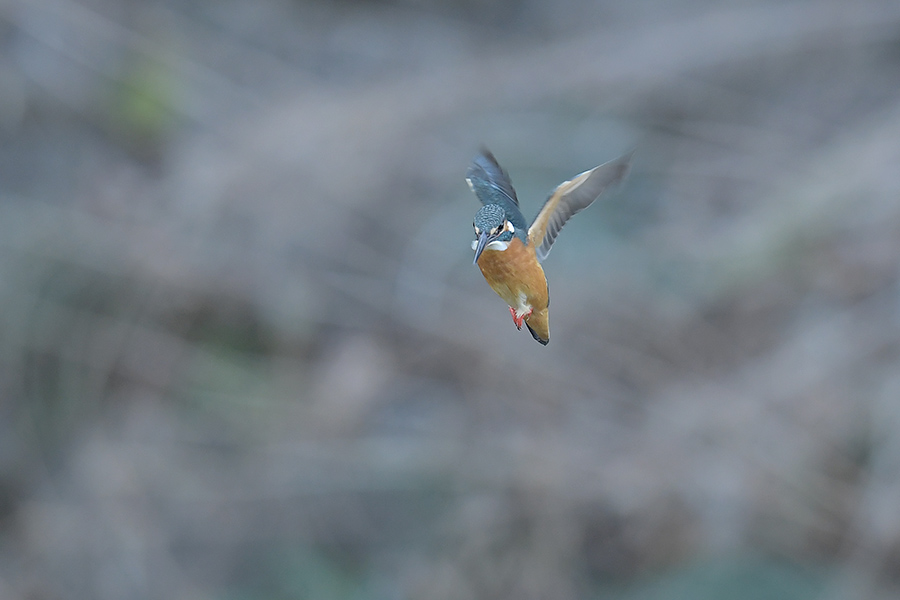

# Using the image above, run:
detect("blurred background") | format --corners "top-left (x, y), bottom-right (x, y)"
top-left (1, 0), bottom-right (900, 598)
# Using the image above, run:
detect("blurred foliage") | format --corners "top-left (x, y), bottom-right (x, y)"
top-left (597, 556), bottom-right (826, 600)
top-left (109, 54), bottom-right (176, 159)
top-left (0, 0), bottom-right (900, 599)
top-left (227, 545), bottom-right (366, 600)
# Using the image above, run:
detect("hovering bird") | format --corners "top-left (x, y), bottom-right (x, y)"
top-left (468, 149), bottom-right (631, 345)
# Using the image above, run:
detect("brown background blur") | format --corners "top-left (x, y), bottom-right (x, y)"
top-left (1, 0), bottom-right (900, 598)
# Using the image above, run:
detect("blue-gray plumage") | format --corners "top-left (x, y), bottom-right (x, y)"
top-left (468, 148), bottom-right (632, 344)
top-left (465, 150), bottom-right (527, 243)
top-left (473, 204), bottom-right (513, 242)
top-left (471, 203), bottom-right (515, 265)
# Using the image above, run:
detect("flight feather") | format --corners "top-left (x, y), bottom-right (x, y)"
top-left (527, 152), bottom-right (632, 262)
top-left (466, 149), bottom-right (528, 239)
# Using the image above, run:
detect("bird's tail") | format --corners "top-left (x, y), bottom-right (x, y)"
top-left (525, 308), bottom-right (549, 345)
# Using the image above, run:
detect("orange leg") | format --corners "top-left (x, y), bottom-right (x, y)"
top-left (508, 307), bottom-right (522, 329)
top-left (508, 306), bottom-right (532, 330)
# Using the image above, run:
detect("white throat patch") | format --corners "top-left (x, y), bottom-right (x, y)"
top-left (471, 240), bottom-right (510, 252)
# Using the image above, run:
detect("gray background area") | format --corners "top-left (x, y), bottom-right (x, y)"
top-left (1, 0), bottom-right (900, 598)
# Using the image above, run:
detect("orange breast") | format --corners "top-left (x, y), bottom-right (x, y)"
top-left (476, 237), bottom-right (549, 312)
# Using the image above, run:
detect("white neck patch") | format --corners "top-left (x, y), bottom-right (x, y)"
top-left (472, 240), bottom-right (510, 252)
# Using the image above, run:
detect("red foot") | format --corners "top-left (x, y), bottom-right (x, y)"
top-left (508, 306), bottom-right (532, 330)
top-left (508, 306), bottom-right (522, 330)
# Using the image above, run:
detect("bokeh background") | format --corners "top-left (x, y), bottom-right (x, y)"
top-left (2, 0), bottom-right (900, 598)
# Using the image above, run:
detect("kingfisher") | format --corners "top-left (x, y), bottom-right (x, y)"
top-left (468, 148), bottom-right (631, 345)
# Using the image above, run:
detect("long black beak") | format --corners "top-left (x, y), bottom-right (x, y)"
top-left (473, 230), bottom-right (492, 265)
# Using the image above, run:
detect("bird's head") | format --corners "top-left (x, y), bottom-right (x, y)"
top-left (472, 203), bottom-right (515, 264)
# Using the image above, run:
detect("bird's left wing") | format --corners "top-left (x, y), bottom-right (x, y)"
top-left (466, 149), bottom-right (528, 236)
top-left (528, 152), bottom-right (632, 262)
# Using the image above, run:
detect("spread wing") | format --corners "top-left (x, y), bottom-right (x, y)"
top-left (527, 152), bottom-right (632, 262)
top-left (466, 149), bottom-right (528, 237)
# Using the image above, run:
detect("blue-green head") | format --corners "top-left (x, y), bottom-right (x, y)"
top-left (473, 203), bottom-right (516, 264)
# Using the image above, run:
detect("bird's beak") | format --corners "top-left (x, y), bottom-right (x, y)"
top-left (473, 230), bottom-right (491, 265)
